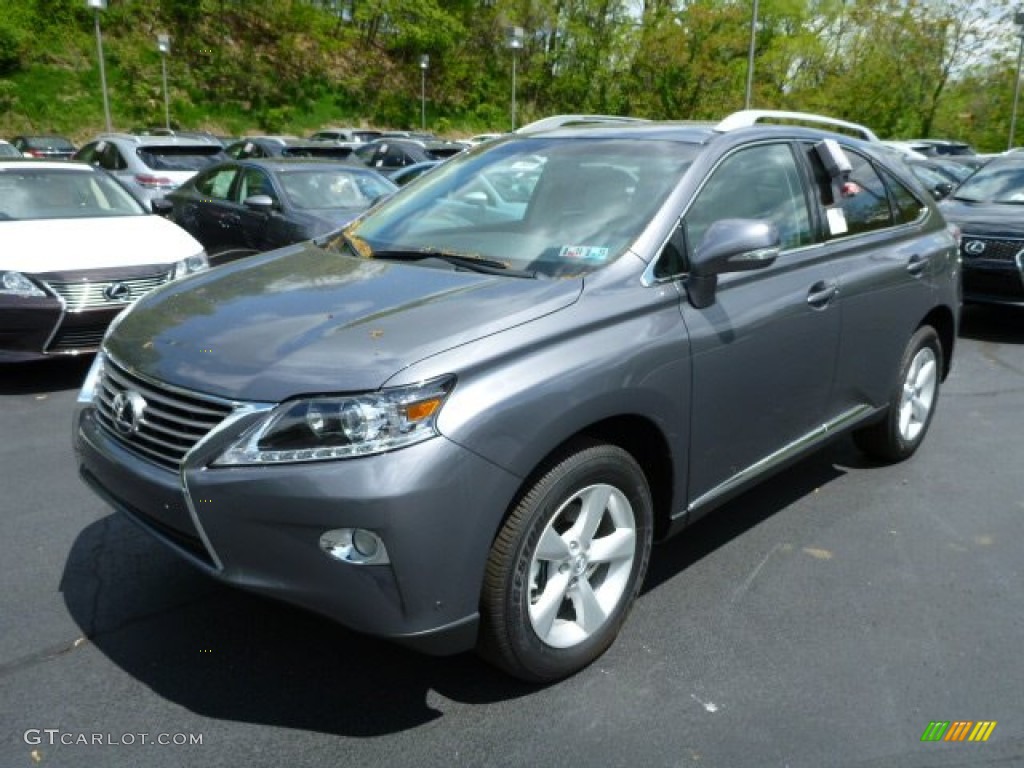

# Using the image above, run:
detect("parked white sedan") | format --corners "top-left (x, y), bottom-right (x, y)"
top-left (0, 161), bottom-right (208, 362)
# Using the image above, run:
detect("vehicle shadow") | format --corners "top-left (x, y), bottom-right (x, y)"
top-left (60, 514), bottom-right (534, 738)
top-left (644, 437), bottom-right (858, 593)
top-left (0, 356), bottom-right (93, 395)
top-left (61, 439), bottom-right (860, 737)
top-left (958, 304), bottom-right (1023, 344)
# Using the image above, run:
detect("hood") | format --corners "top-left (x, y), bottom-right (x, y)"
top-left (4, 215), bottom-right (204, 273)
top-left (939, 199), bottom-right (1024, 237)
top-left (106, 243), bottom-right (583, 402)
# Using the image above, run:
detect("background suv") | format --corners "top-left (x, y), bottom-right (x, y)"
top-left (74, 133), bottom-right (225, 205)
top-left (76, 111), bottom-right (959, 683)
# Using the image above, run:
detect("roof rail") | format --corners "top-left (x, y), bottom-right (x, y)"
top-left (515, 114), bottom-right (651, 134)
top-left (715, 110), bottom-right (880, 142)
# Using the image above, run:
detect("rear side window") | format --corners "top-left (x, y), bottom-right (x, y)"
top-left (808, 147), bottom-right (893, 237)
top-left (138, 145), bottom-right (223, 171)
top-left (194, 167), bottom-right (238, 200)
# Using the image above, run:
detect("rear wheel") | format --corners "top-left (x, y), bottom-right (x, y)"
top-left (479, 441), bottom-right (653, 683)
top-left (854, 325), bottom-right (942, 462)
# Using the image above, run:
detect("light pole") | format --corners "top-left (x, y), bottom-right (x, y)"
top-left (87, 0), bottom-right (112, 132)
top-left (419, 54), bottom-right (429, 132)
top-left (157, 33), bottom-right (171, 131)
top-left (507, 26), bottom-right (524, 130)
top-left (1010, 10), bottom-right (1024, 150)
top-left (744, 0), bottom-right (759, 110)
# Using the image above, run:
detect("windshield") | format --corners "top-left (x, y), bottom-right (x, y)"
top-left (340, 137), bottom-right (697, 278)
top-left (277, 169), bottom-right (396, 210)
top-left (136, 146), bottom-right (224, 171)
top-left (0, 169), bottom-right (146, 220)
top-left (952, 162), bottom-right (1024, 203)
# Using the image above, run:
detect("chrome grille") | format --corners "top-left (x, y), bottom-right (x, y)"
top-left (43, 272), bottom-right (172, 311)
top-left (47, 323), bottom-right (109, 353)
top-left (960, 237), bottom-right (1024, 263)
top-left (95, 359), bottom-right (234, 470)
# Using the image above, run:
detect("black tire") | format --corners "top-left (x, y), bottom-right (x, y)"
top-left (478, 441), bottom-right (653, 683)
top-left (853, 325), bottom-right (943, 462)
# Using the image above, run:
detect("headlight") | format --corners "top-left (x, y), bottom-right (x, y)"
top-left (214, 376), bottom-right (455, 465)
top-left (171, 251), bottom-right (209, 280)
top-left (1, 271), bottom-right (45, 297)
top-left (77, 352), bottom-right (106, 404)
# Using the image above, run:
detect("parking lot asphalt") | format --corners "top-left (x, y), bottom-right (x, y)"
top-left (1, 305), bottom-right (1022, 768)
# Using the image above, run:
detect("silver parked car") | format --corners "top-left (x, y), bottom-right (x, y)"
top-left (75, 111), bottom-right (960, 682)
top-left (74, 133), bottom-right (225, 205)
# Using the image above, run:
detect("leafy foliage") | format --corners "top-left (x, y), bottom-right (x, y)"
top-left (0, 0), bottom-right (1018, 149)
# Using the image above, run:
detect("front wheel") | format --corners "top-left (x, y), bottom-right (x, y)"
top-left (479, 441), bottom-right (653, 683)
top-left (853, 325), bottom-right (942, 462)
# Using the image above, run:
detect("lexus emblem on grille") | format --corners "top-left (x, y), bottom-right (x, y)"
top-left (964, 240), bottom-right (987, 256)
top-left (103, 282), bottom-right (131, 302)
top-left (110, 390), bottom-right (147, 436)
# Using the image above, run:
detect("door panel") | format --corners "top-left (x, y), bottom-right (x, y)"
top-left (678, 142), bottom-right (839, 506)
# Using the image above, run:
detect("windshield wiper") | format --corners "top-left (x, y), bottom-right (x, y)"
top-left (373, 249), bottom-right (538, 278)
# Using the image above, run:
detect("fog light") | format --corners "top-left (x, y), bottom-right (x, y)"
top-left (319, 528), bottom-right (390, 565)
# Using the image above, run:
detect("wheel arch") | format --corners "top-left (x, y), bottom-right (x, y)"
top-left (920, 304), bottom-right (956, 380)
top-left (497, 414), bottom-right (676, 544)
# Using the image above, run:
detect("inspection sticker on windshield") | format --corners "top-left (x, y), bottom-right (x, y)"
top-left (560, 245), bottom-right (610, 263)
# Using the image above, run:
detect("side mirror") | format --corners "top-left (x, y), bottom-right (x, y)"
top-left (150, 198), bottom-right (174, 216)
top-left (931, 182), bottom-right (954, 200)
top-left (687, 218), bottom-right (780, 309)
top-left (244, 194), bottom-right (276, 211)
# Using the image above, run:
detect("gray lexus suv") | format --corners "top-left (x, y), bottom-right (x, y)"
top-left (75, 112), bottom-right (961, 682)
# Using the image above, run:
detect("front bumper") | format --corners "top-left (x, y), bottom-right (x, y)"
top-left (961, 257), bottom-right (1024, 307)
top-left (74, 402), bottom-right (522, 655)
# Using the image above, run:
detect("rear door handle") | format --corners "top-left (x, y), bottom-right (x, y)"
top-left (806, 280), bottom-right (839, 309)
top-left (907, 254), bottom-right (929, 276)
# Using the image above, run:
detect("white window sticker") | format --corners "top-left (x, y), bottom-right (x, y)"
top-left (826, 207), bottom-right (848, 236)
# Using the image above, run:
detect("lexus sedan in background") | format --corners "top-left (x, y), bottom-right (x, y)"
top-left (0, 161), bottom-right (207, 361)
top-left (75, 111), bottom-right (959, 682)
top-left (354, 137), bottom-right (466, 170)
top-left (224, 136), bottom-right (363, 163)
top-left (155, 158), bottom-right (397, 262)
top-left (940, 153), bottom-right (1024, 306)
top-left (11, 134), bottom-right (77, 160)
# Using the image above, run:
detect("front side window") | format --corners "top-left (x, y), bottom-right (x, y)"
top-left (343, 137), bottom-right (697, 278)
top-left (236, 168), bottom-right (277, 203)
top-left (685, 143), bottom-right (813, 252)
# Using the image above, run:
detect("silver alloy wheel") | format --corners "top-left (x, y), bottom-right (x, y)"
top-left (527, 483), bottom-right (637, 649)
top-left (898, 346), bottom-right (937, 442)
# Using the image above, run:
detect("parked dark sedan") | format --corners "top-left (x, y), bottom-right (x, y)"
top-left (940, 154), bottom-right (1024, 306)
top-left (224, 136), bottom-right (361, 163)
top-left (10, 135), bottom-right (77, 160)
top-left (354, 138), bottom-right (466, 170)
top-left (155, 158), bottom-right (397, 262)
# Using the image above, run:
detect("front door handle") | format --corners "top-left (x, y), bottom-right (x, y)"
top-left (806, 280), bottom-right (839, 309)
top-left (907, 254), bottom-right (929, 276)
